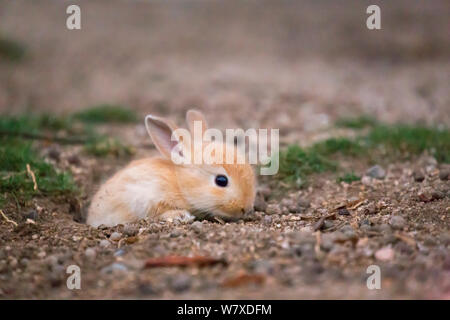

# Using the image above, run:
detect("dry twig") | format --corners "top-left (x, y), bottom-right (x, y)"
top-left (26, 164), bottom-right (38, 191)
top-left (0, 209), bottom-right (18, 227)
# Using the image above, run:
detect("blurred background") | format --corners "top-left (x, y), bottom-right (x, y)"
top-left (0, 0), bottom-right (449, 132)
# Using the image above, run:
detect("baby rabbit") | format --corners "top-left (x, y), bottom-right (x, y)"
top-left (87, 110), bottom-right (256, 227)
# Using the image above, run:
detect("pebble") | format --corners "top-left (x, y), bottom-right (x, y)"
top-left (170, 230), bottom-right (181, 238)
top-left (266, 204), bottom-right (281, 215)
top-left (253, 194), bottom-right (267, 212)
top-left (123, 224), bottom-right (139, 236)
top-left (389, 216), bottom-right (406, 230)
top-left (364, 203), bottom-right (377, 215)
top-left (376, 223), bottom-right (392, 233)
top-left (47, 146), bottom-right (61, 161)
top-left (323, 220), bottom-right (334, 229)
top-left (191, 221), bottom-right (203, 233)
top-left (338, 208), bottom-right (350, 216)
top-left (439, 169), bottom-right (449, 181)
top-left (375, 247), bottom-right (395, 261)
top-left (366, 165), bottom-right (386, 179)
top-left (101, 263), bottom-right (128, 274)
top-left (297, 199), bottom-right (310, 209)
top-left (99, 239), bottom-right (111, 248)
top-left (170, 274), bottom-right (192, 292)
top-left (67, 154), bottom-right (81, 166)
top-left (263, 215), bottom-right (272, 225)
top-left (114, 248), bottom-right (126, 257)
top-left (110, 232), bottom-right (122, 241)
top-left (361, 176), bottom-right (372, 186)
top-left (413, 170), bottom-right (425, 182)
top-left (84, 247), bottom-right (96, 259)
top-left (257, 186), bottom-right (271, 199)
top-left (23, 210), bottom-right (38, 221)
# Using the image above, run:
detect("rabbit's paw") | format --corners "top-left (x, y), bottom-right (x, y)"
top-left (160, 210), bottom-right (195, 223)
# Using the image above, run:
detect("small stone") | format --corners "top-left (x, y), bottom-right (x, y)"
top-left (323, 220), bottom-right (334, 229)
top-left (110, 232), bottom-right (122, 241)
top-left (47, 146), bottom-right (61, 161)
top-left (23, 210), bottom-right (38, 221)
top-left (338, 208), bottom-right (350, 216)
top-left (413, 170), bottom-right (425, 182)
top-left (364, 203), bottom-right (377, 215)
top-left (99, 239), bottom-right (110, 248)
top-left (361, 176), bottom-right (372, 186)
top-left (431, 190), bottom-right (445, 200)
top-left (257, 186), bottom-right (271, 199)
top-left (263, 215), bottom-right (272, 225)
top-left (297, 198), bottom-right (310, 209)
top-left (170, 274), bottom-right (192, 292)
top-left (389, 216), bottom-right (406, 230)
top-left (123, 224), bottom-right (139, 236)
top-left (418, 190), bottom-right (433, 202)
top-left (170, 230), bottom-right (181, 238)
top-left (20, 258), bottom-right (29, 267)
top-left (366, 165), bottom-right (386, 179)
top-left (266, 204), bottom-right (281, 215)
top-left (253, 194), bottom-right (267, 212)
top-left (375, 247), bottom-right (395, 261)
top-left (191, 221), bottom-right (203, 233)
top-left (67, 154), bottom-right (81, 166)
top-left (114, 248), bottom-right (126, 257)
top-left (376, 223), bottom-right (392, 233)
top-left (101, 263), bottom-right (128, 274)
top-left (84, 248), bottom-right (96, 259)
top-left (439, 169), bottom-right (450, 181)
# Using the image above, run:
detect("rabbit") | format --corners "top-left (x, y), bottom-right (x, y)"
top-left (86, 110), bottom-right (256, 227)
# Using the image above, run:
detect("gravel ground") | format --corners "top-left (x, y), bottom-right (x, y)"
top-left (0, 0), bottom-right (449, 299)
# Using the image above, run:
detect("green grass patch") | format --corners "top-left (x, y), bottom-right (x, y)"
top-left (0, 111), bottom-right (136, 158)
top-left (73, 104), bottom-right (138, 124)
top-left (0, 36), bottom-right (26, 62)
top-left (336, 172), bottom-right (361, 183)
top-left (277, 145), bottom-right (337, 187)
top-left (311, 137), bottom-right (364, 157)
top-left (365, 124), bottom-right (450, 163)
top-left (277, 123), bottom-right (449, 187)
top-left (0, 139), bottom-right (77, 207)
top-left (336, 115), bottom-right (378, 130)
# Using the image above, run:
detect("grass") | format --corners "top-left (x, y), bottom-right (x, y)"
top-left (0, 106), bottom-right (136, 157)
top-left (336, 172), bottom-right (361, 184)
top-left (277, 145), bottom-right (337, 187)
top-left (73, 104), bottom-right (138, 124)
top-left (277, 122), bottom-right (450, 187)
top-left (336, 115), bottom-right (378, 130)
top-left (0, 106), bottom-right (138, 207)
top-left (0, 36), bottom-right (26, 62)
top-left (0, 139), bottom-right (77, 208)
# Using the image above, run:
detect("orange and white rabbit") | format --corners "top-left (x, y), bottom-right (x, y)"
top-left (86, 110), bottom-right (256, 227)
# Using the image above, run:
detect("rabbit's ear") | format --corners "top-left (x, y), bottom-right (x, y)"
top-left (186, 109), bottom-right (208, 138)
top-left (145, 115), bottom-right (185, 159)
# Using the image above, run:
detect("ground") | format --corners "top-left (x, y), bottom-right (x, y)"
top-left (0, 0), bottom-right (449, 299)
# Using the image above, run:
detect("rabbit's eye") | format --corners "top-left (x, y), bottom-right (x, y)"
top-left (215, 175), bottom-right (228, 187)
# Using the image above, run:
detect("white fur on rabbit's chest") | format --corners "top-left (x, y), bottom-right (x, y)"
top-left (121, 179), bottom-right (163, 219)
top-left (88, 165), bottom-right (170, 227)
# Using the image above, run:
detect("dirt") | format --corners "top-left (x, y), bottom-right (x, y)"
top-left (0, 0), bottom-right (449, 299)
